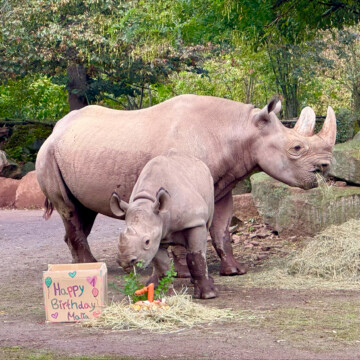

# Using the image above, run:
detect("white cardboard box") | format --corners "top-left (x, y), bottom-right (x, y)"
top-left (43, 262), bottom-right (108, 322)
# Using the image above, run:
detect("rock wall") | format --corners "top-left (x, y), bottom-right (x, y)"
top-left (0, 170), bottom-right (45, 209)
top-left (251, 172), bottom-right (360, 237)
top-left (329, 138), bottom-right (360, 184)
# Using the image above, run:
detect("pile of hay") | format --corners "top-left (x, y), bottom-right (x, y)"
top-left (288, 219), bottom-right (360, 281)
top-left (84, 294), bottom-right (236, 332)
top-left (227, 219), bottom-right (360, 291)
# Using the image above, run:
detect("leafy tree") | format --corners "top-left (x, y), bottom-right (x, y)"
top-left (0, 76), bottom-right (68, 121)
top-left (0, 0), bottom-right (206, 111)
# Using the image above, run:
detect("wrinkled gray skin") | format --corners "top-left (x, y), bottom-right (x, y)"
top-left (36, 94), bottom-right (337, 277)
top-left (110, 151), bottom-right (216, 299)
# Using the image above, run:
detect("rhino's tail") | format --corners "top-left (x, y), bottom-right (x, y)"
top-left (43, 198), bottom-right (54, 220)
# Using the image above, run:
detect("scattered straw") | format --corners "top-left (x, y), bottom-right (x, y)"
top-left (315, 173), bottom-right (334, 199)
top-left (83, 293), bottom-right (236, 332)
top-left (220, 219), bottom-right (360, 291)
top-left (288, 219), bottom-right (360, 281)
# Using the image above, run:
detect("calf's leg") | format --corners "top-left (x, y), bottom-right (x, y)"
top-left (171, 246), bottom-right (191, 278)
top-left (146, 247), bottom-right (171, 287)
top-left (210, 191), bottom-right (247, 275)
top-left (185, 226), bottom-right (216, 299)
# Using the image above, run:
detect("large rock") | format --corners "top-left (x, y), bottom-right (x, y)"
top-left (0, 177), bottom-right (19, 207)
top-left (329, 138), bottom-right (360, 185)
top-left (232, 178), bottom-right (251, 195)
top-left (14, 171), bottom-right (45, 209)
top-left (0, 150), bottom-right (21, 179)
top-left (251, 172), bottom-right (360, 237)
top-left (233, 193), bottom-right (259, 221)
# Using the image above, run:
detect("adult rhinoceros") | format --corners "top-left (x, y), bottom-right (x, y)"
top-left (35, 94), bottom-right (336, 276)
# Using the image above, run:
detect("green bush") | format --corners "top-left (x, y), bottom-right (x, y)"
top-left (0, 76), bottom-right (69, 121)
top-left (2, 124), bottom-right (52, 162)
top-left (335, 108), bottom-right (358, 144)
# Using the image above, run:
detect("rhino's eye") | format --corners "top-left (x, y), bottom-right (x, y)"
top-left (145, 239), bottom-right (150, 246)
top-left (288, 141), bottom-right (307, 158)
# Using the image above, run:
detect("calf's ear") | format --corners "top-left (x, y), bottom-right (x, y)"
top-left (153, 188), bottom-right (171, 214)
top-left (110, 192), bottom-right (129, 218)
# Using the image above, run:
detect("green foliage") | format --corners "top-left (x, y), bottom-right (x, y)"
top-left (154, 261), bottom-right (177, 300)
top-left (114, 260), bottom-right (177, 304)
top-left (0, 0), bottom-right (211, 110)
top-left (152, 51), bottom-right (277, 108)
top-left (1, 124), bottom-right (52, 162)
top-left (335, 108), bottom-right (357, 143)
top-left (120, 261), bottom-right (147, 304)
top-left (0, 76), bottom-right (68, 121)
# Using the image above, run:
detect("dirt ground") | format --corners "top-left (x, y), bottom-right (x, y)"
top-left (1, 209), bottom-right (360, 360)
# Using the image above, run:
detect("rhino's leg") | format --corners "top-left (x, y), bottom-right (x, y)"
top-left (210, 191), bottom-right (247, 276)
top-left (146, 247), bottom-right (171, 287)
top-left (185, 226), bottom-right (217, 299)
top-left (171, 246), bottom-right (191, 278)
top-left (61, 202), bottom-right (98, 263)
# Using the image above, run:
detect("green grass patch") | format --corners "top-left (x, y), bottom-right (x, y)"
top-left (257, 299), bottom-right (360, 348)
top-left (0, 346), bottom-right (143, 360)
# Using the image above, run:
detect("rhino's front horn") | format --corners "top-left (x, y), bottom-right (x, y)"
top-left (294, 107), bottom-right (316, 136)
top-left (317, 106), bottom-right (337, 146)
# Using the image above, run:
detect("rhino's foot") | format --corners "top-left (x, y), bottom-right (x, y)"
top-left (193, 278), bottom-right (217, 299)
top-left (220, 257), bottom-right (247, 276)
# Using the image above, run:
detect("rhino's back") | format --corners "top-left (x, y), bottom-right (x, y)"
top-left (40, 95), bottom-right (250, 216)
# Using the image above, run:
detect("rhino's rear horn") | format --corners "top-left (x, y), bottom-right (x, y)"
top-left (294, 107), bottom-right (316, 137)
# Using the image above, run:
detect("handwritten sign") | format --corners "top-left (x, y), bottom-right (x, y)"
top-left (43, 263), bottom-right (107, 322)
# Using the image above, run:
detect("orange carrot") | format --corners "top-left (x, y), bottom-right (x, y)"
top-left (134, 283), bottom-right (155, 302)
top-left (147, 283), bottom-right (154, 302)
top-left (134, 286), bottom-right (148, 295)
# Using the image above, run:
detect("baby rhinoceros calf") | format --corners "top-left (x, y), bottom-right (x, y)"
top-left (110, 151), bottom-right (216, 299)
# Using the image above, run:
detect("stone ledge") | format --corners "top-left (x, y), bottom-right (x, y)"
top-left (251, 172), bottom-right (360, 237)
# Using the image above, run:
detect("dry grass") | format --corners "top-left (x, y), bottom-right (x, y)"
top-left (315, 173), bottom-right (334, 198)
top-left (289, 219), bottom-right (360, 281)
top-left (83, 292), bottom-right (236, 332)
top-left (221, 219), bottom-right (360, 290)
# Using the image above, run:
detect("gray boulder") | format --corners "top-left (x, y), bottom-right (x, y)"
top-left (0, 150), bottom-right (21, 179)
top-left (329, 138), bottom-right (360, 185)
top-left (251, 172), bottom-right (360, 237)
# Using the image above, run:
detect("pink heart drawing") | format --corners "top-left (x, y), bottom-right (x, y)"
top-left (93, 311), bottom-right (101, 318)
top-left (87, 275), bottom-right (97, 287)
top-left (51, 312), bottom-right (58, 319)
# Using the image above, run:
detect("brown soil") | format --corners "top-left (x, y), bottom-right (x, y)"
top-left (1, 209), bottom-right (360, 360)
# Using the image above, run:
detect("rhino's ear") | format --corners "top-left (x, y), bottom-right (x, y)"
top-left (152, 187), bottom-right (171, 214)
top-left (254, 98), bottom-right (281, 128)
top-left (110, 192), bottom-right (129, 218)
top-left (267, 97), bottom-right (282, 115)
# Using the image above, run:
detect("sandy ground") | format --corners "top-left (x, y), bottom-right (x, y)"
top-left (1, 209), bottom-right (360, 360)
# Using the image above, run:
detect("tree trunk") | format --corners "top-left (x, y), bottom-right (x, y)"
top-left (67, 65), bottom-right (89, 111)
top-left (352, 82), bottom-right (360, 114)
top-left (284, 92), bottom-right (299, 119)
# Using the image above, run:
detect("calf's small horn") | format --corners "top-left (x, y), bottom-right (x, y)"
top-left (318, 106), bottom-right (337, 146)
top-left (294, 107), bottom-right (316, 136)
